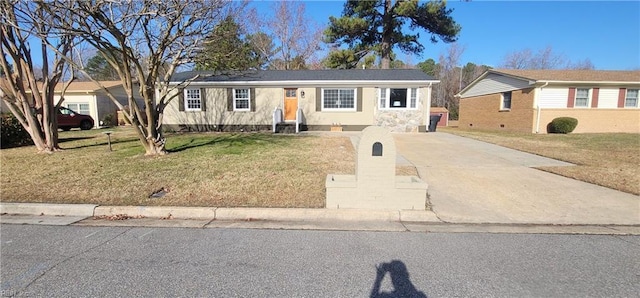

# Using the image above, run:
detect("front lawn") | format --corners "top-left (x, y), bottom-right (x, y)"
top-left (1, 127), bottom-right (416, 207)
top-left (441, 127), bottom-right (640, 195)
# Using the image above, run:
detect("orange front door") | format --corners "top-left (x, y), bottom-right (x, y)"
top-left (284, 88), bottom-right (298, 121)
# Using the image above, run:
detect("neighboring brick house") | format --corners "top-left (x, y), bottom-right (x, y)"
top-left (163, 69), bottom-right (439, 132)
top-left (457, 69), bottom-right (640, 133)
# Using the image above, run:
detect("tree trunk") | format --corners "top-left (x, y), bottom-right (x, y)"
top-left (24, 114), bottom-right (55, 153)
top-left (42, 91), bottom-right (60, 151)
top-left (144, 138), bottom-right (167, 155)
top-left (140, 109), bottom-right (167, 156)
top-left (380, 0), bottom-right (393, 69)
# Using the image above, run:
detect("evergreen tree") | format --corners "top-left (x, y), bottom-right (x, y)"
top-left (417, 58), bottom-right (437, 76)
top-left (84, 54), bottom-right (119, 80)
top-left (325, 0), bottom-right (461, 69)
top-left (195, 17), bottom-right (259, 71)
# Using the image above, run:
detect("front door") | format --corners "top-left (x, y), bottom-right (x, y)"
top-left (284, 88), bottom-right (298, 121)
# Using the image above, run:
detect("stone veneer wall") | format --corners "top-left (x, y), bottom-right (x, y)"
top-left (374, 110), bottom-right (423, 132)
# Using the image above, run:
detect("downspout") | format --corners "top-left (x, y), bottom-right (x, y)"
top-left (535, 82), bottom-right (549, 133)
top-left (425, 82), bottom-right (432, 132)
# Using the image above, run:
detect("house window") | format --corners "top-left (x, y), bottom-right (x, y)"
top-left (501, 92), bottom-right (512, 110)
top-left (378, 88), bottom-right (418, 110)
top-left (390, 88), bottom-right (407, 108)
top-left (66, 103), bottom-right (90, 115)
top-left (322, 88), bottom-right (355, 111)
top-left (184, 88), bottom-right (201, 111)
top-left (285, 89), bottom-right (296, 97)
top-left (234, 88), bottom-right (250, 111)
top-left (410, 88), bottom-right (418, 108)
top-left (575, 88), bottom-right (590, 107)
top-left (625, 89), bottom-right (638, 107)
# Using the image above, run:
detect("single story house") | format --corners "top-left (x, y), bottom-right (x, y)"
top-left (457, 69), bottom-right (640, 133)
top-left (52, 81), bottom-right (144, 128)
top-left (1, 80), bottom-right (141, 128)
top-left (163, 69), bottom-right (439, 133)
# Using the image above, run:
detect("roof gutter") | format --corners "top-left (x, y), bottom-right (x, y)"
top-left (169, 80), bottom-right (440, 87)
top-left (535, 80), bottom-right (639, 85)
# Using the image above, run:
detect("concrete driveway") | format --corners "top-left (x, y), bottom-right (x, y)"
top-left (393, 132), bottom-right (639, 225)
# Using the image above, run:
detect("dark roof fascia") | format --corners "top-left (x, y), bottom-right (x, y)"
top-left (169, 70), bottom-right (439, 87)
top-left (181, 79), bottom-right (438, 88)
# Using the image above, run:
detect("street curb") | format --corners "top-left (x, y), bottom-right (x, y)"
top-left (2, 203), bottom-right (442, 223)
top-left (400, 210), bottom-right (441, 222)
top-left (215, 208), bottom-right (404, 222)
top-left (93, 206), bottom-right (216, 219)
top-left (0, 203), bottom-right (97, 217)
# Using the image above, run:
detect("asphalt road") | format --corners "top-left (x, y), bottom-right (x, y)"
top-left (1, 225), bottom-right (639, 297)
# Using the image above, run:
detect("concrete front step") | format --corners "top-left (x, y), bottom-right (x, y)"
top-left (274, 123), bottom-right (306, 134)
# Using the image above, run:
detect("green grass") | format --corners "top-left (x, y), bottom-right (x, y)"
top-left (441, 127), bottom-right (640, 195)
top-left (1, 127), bottom-right (418, 207)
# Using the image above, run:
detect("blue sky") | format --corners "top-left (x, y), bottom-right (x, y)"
top-left (255, 0), bottom-right (640, 70)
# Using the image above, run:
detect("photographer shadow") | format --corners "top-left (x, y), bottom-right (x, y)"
top-left (370, 260), bottom-right (427, 298)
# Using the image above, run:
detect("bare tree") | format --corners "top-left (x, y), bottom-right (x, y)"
top-left (568, 58), bottom-right (595, 70)
top-left (248, 1), bottom-right (323, 70)
top-left (499, 46), bottom-right (594, 70)
top-left (421, 43), bottom-right (489, 119)
top-left (434, 43), bottom-right (464, 116)
top-left (500, 48), bottom-right (534, 69)
top-left (47, 0), bottom-right (237, 155)
top-left (0, 1), bottom-right (76, 153)
top-left (530, 46), bottom-right (567, 69)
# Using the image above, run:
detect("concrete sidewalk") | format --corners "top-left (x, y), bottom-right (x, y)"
top-left (393, 132), bottom-right (640, 225)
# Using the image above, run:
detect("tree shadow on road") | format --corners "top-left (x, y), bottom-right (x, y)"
top-left (370, 260), bottom-right (427, 298)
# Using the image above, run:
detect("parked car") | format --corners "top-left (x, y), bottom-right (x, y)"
top-left (58, 107), bottom-right (94, 131)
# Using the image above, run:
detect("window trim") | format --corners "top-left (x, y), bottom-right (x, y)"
top-left (184, 88), bottom-right (202, 111)
top-left (574, 88), bottom-right (591, 108)
top-left (500, 91), bottom-right (512, 111)
top-left (66, 102), bottom-right (91, 115)
top-left (378, 87), bottom-right (419, 110)
top-left (624, 89), bottom-right (639, 108)
top-left (321, 88), bottom-right (357, 111)
top-left (233, 88), bottom-right (251, 112)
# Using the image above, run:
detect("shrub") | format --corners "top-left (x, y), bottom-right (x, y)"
top-left (1, 113), bottom-right (33, 148)
top-left (547, 117), bottom-right (578, 134)
top-left (102, 113), bottom-right (114, 127)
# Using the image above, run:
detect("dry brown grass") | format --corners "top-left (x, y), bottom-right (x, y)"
top-left (441, 127), bottom-right (640, 195)
top-left (1, 127), bottom-right (417, 207)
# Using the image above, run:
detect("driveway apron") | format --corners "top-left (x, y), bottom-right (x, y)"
top-left (393, 132), bottom-right (639, 225)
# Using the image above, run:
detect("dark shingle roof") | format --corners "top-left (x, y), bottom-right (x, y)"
top-left (171, 69), bottom-right (436, 83)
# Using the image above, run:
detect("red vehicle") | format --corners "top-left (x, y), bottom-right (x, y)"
top-left (58, 107), bottom-right (94, 131)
